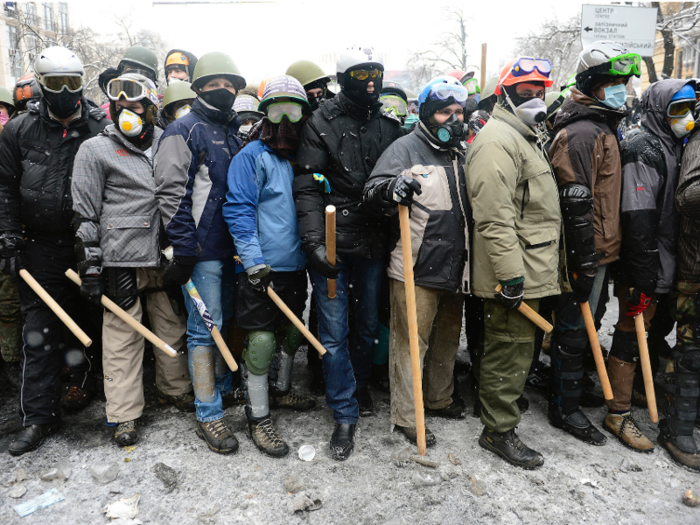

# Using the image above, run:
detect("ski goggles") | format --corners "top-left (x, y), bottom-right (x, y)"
top-left (605, 53), bottom-right (642, 76)
top-left (667, 99), bottom-right (696, 118)
top-left (41, 75), bottom-right (84, 94)
top-left (427, 82), bottom-right (468, 104)
top-left (107, 77), bottom-right (158, 105)
top-left (266, 102), bottom-right (304, 123)
top-left (463, 77), bottom-right (481, 95)
top-left (348, 68), bottom-right (383, 81)
top-left (380, 95), bottom-right (408, 116)
top-left (122, 66), bottom-right (155, 79)
top-left (512, 57), bottom-right (552, 77)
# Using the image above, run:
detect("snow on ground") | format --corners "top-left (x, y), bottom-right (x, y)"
top-left (1, 285), bottom-right (699, 524)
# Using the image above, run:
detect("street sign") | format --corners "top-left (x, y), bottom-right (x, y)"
top-left (581, 5), bottom-right (658, 57)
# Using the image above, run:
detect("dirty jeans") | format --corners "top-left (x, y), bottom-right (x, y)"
top-left (389, 279), bottom-right (463, 427)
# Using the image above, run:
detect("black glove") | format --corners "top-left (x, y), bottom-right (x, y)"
top-left (80, 270), bottom-right (105, 307)
top-left (307, 245), bottom-right (342, 279)
top-left (162, 255), bottom-right (197, 287)
top-left (0, 233), bottom-right (25, 278)
top-left (568, 270), bottom-right (596, 304)
top-left (385, 175), bottom-right (423, 206)
top-left (248, 265), bottom-right (273, 293)
top-left (494, 281), bottom-right (524, 309)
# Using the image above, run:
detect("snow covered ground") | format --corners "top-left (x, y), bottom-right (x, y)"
top-left (1, 285), bottom-right (699, 524)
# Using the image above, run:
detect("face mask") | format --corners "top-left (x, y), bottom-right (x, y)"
top-left (671, 113), bottom-right (695, 139)
top-left (199, 88), bottom-right (236, 114)
top-left (0, 112), bottom-right (9, 126)
top-left (44, 90), bottom-right (82, 119)
top-left (238, 124), bottom-right (253, 139)
top-left (342, 74), bottom-right (382, 107)
top-left (598, 84), bottom-right (627, 110)
top-left (472, 93), bottom-right (481, 103)
top-left (514, 97), bottom-right (548, 127)
top-left (175, 104), bottom-right (191, 120)
top-left (118, 108), bottom-right (144, 137)
top-left (308, 95), bottom-right (325, 112)
top-left (403, 113), bottom-right (419, 131)
top-left (428, 113), bottom-right (465, 146)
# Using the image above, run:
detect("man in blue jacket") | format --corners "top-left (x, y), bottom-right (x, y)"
top-left (225, 76), bottom-right (315, 457)
top-left (155, 52), bottom-right (244, 455)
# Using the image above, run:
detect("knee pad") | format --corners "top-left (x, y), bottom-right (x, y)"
top-left (106, 268), bottom-right (138, 310)
top-left (191, 345), bottom-right (215, 403)
top-left (279, 323), bottom-right (303, 356)
top-left (609, 330), bottom-right (639, 363)
top-left (243, 331), bottom-right (276, 375)
top-left (551, 334), bottom-right (586, 412)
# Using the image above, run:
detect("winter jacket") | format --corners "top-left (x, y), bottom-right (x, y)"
top-left (677, 129), bottom-right (700, 282)
top-left (549, 88), bottom-right (626, 266)
top-left (0, 98), bottom-right (108, 239)
top-left (224, 140), bottom-right (306, 273)
top-left (154, 98), bottom-right (241, 261)
top-left (618, 79), bottom-right (693, 294)
top-left (72, 125), bottom-right (163, 268)
top-left (294, 92), bottom-right (404, 260)
top-left (363, 124), bottom-right (470, 293)
top-left (466, 103), bottom-right (562, 299)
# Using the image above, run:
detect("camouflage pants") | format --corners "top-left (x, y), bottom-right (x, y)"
top-left (0, 272), bottom-right (22, 363)
top-left (671, 281), bottom-right (700, 346)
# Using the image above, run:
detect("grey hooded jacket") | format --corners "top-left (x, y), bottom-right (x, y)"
top-left (72, 125), bottom-right (163, 267)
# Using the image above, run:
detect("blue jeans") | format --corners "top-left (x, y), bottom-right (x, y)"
top-left (183, 259), bottom-right (236, 422)
top-left (309, 256), bottom-right (383, 424)
top-left (556, 264), bottom-right (609, 333)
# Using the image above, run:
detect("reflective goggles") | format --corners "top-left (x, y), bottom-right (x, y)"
top-left (428, 82), bottom-right (468, 103)
top-left (106, 77), bottom-right (151, 102)
top-left (605, 53), bottom-right (642, 76)
top-left (667, 99), bottom-right (696, 118)
top-left (463, 77), bottom-right (481, 95)
top-left (348, 68), bottom-right (382, 81)
top-left (41, 75), bottom-right (84, 94)
top-left (266, 102), bottom-right (304, 123)
top-left (380, 95), bottom-right (408, 116)
top-left (512, 57), bottom-right (552, 77)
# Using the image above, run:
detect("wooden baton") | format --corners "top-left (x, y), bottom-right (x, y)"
top-left (580, 301), bottom-right (614, 401)
top-left (326, 205), bottom-right (337, 299)
top-left (634, 312), bottom-right (658, 423)
top-left (495, 284), bottom-right (554, 333)
top-left (20, 269), bottom-right (93, 347)
top-left (399, 205), bottom-right (427, 456)
top-left (65, 269), bottom-right (177, 357)
top-left (267, 286), bottom-right (327, 357)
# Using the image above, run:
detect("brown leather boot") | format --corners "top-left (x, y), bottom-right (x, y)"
top-left (603, 412), bottom-right (654, 453)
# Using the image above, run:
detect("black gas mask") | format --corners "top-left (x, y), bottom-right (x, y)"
top-left (425, 113), bottom-right (466, 147)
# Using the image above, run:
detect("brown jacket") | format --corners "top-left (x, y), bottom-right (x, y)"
top-left (549, 88), bottom-right (625, 266)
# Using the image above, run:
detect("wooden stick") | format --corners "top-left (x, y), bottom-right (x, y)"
top-left (267, 286), bottom-right (327, 356)
top-left (20, 269), bottom-right (93, 348)
top-left (65, 269), bottom-right (177, 357)
top-left (185, 280), bottom-right (238, 372)
top-left (399, 205), bottom-right (427, 456)
top-left (326, 205), bottom-right (337, 299)
top-left (580, 301), bottom-right (614, 401)
top-left (495, 285), bottom-right (553, 333)
top-left (634, 313), bottom-right (659, 423)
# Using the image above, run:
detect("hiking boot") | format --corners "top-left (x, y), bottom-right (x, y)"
top-left (222, 386), bottom-right (247, 408)
top-left (516, 395), bottom-right (529, 413)
top-left (427, 402), bottom-right (465, 419)
top-left (394, 424), bottom-right (437, 447)
top-left (196, 419), bottom-right (239, 454)
top-left (330, 423), bottom-right (356, 461)
top-left (247, 415), bottom-right (289, 457)
top-left (479, 427), bottom-right (544, 469)
top-left (603, 412), bottom-right (654, 453)
top-left (355, 386), bottom-right (373, 417)
top-left (158, 390), bottom-right (195, 413)
top-left (8, 423), bottom-right (60, 456)
top-left (658, 418), bottom-right (700, 471)
top-left (631, 388), bottom-right (648, 408)
top-left (525, 362), bottom-right (551, 395)
top-left (61, 386), bottom-right (94, 413)
top-left (114, 420), bottom-right (138, 446)
top-left (271, 388), bottom-right (315, 411)
top-left (548, 405), bottom-right (606, 446)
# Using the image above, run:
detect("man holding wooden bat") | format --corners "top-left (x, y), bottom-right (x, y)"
top-left (72, 72), bottom-right (193, 448)
top-left (465, 58), bottom-right (561, 469)
top-left (225, 76), bottom-right (315, 458)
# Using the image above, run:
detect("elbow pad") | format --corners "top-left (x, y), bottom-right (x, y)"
top-left (560, 184), bottom-right (598, 272)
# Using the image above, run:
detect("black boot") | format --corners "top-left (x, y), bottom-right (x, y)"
top-left (330, 423), bottom-right (356, 461)
top-left (548, 404), bottom-right (606, 445)
top-left (355, 386), bottom-right (373, 417)
top-left (550, 330), bottom-right (588, 423)
top-left (525, 361), bottom-right (551, 395)
top-left (9, 423), bottom-right (61, 456)
top-left (478, 427), bottom-right (544, 469)
top-left (658, 418), bottom-right (700, 471)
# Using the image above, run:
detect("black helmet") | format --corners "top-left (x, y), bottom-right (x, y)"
top-left (381, 81), bottom-right (407, 103)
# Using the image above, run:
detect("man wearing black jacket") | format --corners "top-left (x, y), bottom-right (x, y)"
top-left (294, 45), bottom-right (403, 460)
top-left (0, 47), bottom-right (108, 455)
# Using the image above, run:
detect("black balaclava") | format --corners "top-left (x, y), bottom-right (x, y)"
top-left (44, 89), bottom-right (82, 119)
top-left (199, 88), bottom-right (236, 115)
top-left (305, 79), bottom-right (328, 111)
top-left (502, 81), bottom-right (545, 108)
top-left (341, 68), bottom-right (383, 107)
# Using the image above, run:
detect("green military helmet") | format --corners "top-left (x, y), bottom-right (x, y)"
top-left (285, 60), bottom-right (330, 89)
top-left (0, 86), bottom-right (17, 115)
top-left (481, 76), bottom-right (499, 101)
top-left (545, 90), bottom-right (564, 119)
top-left (192, 51), bottom-right (246, 92)
top-left (162, 81), bottom-right (196, 113)
top-left (120, 45), bottom-right (159, 81)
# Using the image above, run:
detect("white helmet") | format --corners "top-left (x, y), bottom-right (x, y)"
top-left (34, 46), bottom-right (84, 90)
top-left (336, 45), bottom-right (384, 75)
top-left (576, 41), bottom-right (628, 74)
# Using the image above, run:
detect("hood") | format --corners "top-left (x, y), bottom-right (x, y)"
top-left (103, 123), bottom-right (163, 154)
top-left (640, 79), bottom-right (696, 145)
top-left (553, 87), bottom-right (626, 133)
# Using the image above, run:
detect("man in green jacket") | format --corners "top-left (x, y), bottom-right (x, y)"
top-left (466, 58), bottom-right (561, 469)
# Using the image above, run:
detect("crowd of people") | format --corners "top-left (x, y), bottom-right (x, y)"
top-left (1, 39), bottom-right (699, 474)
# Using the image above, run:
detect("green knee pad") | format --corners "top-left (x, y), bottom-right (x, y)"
top-left (279, 324), bottom-right (303, 356)
top-left (244, 331), bottom-right (276, 375)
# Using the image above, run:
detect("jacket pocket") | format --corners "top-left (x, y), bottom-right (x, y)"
top-left (517, 227), bottom-right (559, 291)
top-left (413, 238), bottom-right (455, 285)
top-left (100, 215), bottom-right (155, 265)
